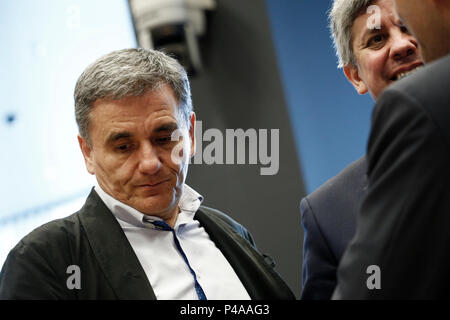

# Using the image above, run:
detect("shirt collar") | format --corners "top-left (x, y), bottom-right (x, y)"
top-left (94, 183), bottom-right (203, 229)
top-left (175, 184), bottom-right (204, 228)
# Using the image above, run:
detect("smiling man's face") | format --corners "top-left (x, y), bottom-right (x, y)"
top-left (78, 84), bottom-right (195, 224)
top-left (344, 0), bottom-right (423, 99)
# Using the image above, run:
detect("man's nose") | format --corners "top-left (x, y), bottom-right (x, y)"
top-left (390, 32), bottom-right (419, 61)
top-left (138, 142), bottom-right (161, 175)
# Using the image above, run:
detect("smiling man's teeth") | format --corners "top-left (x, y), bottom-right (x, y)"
top-left (395, 66), bottom-right (423, 81)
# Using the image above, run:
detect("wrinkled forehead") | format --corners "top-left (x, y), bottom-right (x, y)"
top-left (90, 84), bottom-right (185, 128)
top-left (352, 0), bottom-right (400, 40)
top-left (353, 0), bottom-right (399, 31)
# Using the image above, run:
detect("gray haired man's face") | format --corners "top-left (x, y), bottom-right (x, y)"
top-left (77, 84), bottom-right (196, 226)
top-left (343, 0), bottom-right (423, 100)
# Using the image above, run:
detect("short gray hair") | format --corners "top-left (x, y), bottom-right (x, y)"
top-left (329, 0), bottom-right (373, 68)
top-left (74, 48), bottom-right (192, 142)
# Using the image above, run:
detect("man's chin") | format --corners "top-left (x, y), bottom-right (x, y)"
top-left (132, 196), bottom-right (178, 217)
top-left (135, 180), bottom-right (173, 196)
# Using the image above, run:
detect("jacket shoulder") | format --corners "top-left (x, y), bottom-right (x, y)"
top-left (302, 157), bottom-right (367, 223)
top-left (305, 157), bottom-right (367, 207)
top-left (380, 55), bottom-right (450, 149)
top-left (0, 212), bottom-right (82, 299)
top-left (197, 205), bottom-right (256, 248)
top-left (389, 54), bottom-right (450, 108)
top-left (17, 212), bottom-right (80, 251)
top-left (301, 157), bottom-right (366, 259)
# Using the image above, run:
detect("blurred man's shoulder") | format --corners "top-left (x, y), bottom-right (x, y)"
top-left (375, 54), bottom-right (450, 140)
top-left (386, 54), bottom-right (450, 106)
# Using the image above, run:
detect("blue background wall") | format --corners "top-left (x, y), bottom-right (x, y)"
top-left (265, 0), bottom-right (373, 193)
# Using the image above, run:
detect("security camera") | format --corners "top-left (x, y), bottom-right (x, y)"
top-left (129, 0), bottom-right (216, 75)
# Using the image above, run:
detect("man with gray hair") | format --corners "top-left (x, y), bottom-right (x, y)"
top-left (334, 0), bottom-right (450, 299)
top-left (301, 0), bottom-right (422, 299)
top-left (0, 48), bottom-right (294, 300)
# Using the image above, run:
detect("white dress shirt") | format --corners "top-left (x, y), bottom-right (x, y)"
top-left (94, 184), bottom-right (250, 300)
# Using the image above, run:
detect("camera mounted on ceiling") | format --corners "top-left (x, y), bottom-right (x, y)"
top-left (129, 0), bottom-right (216, 75)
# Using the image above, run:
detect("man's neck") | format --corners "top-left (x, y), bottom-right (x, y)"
top-left (160, 206), bottom-right (180, 228)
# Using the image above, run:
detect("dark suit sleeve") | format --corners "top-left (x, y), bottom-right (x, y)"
top-left (0, 240), bottom-right (70, 299)
top-left (333, 88), bottom-right (450, 299)
top-left (300, 197), bottom-right (338, 300)
top-left (232, 219), bottom-right (258, 249)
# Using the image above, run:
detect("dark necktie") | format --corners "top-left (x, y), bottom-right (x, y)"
top-left (150, 220), bottom-right (207, 300)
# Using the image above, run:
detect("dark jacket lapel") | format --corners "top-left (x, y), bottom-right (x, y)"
top-left (79, 189), bottom-right (156, 300)
top-left (195, 207), bottom-right (295, 300)
top-left (78, 190), bottom-right (294, 300)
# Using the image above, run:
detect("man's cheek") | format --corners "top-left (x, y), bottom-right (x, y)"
top-left (170, 140), bottom-right (190, 167)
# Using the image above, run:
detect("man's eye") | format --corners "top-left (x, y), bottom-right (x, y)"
top-left (400, 25), bottom-right (409, 34)
top-left (155, 136), bottom-right (173, 144)
top-left (116, 144), bottom-right (131, 152)
top-left (368, 34), bottom-right (384, 46)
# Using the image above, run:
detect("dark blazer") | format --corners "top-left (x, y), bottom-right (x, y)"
top-left (0, 189), bottom-right (295, 300)
top-left (333, 54), bottom-right (450, 299)
top-left (300, 157), bottom-right (367, 299)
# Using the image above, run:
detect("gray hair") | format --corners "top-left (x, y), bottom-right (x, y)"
top-left (74, 48), bottom-right (192, 143)
top-left (329, 0), bottom-right (374, 68)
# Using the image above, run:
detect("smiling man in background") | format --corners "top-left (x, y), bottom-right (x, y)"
top-left (0, 48), bottom-right (295, 300)
top-left (301, 0), bottom-right (423, 299)
top-left (333, 0), bottom-right (450, 299)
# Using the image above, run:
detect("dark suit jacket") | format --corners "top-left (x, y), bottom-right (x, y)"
top-left (333, 54), bottom-right (450, 299)
top-left (0, 189), bottom-right (295, 300)
top-left (300, 157), bottom-right (367, 299)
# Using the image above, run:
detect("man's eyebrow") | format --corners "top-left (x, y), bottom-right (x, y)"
top-left (154, 122), bottom-right (179, 133)
top-left (361, 26), bottom-right (384, 39)
top-left (105, 132), bottom-right (133, 144)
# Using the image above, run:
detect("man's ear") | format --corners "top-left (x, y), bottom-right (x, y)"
top-left (77, 134), bottom-right (95, 175)
top-left (343, 64), bottom-right (369, 95)
top-left (188, 112), bottom-right (196, 158)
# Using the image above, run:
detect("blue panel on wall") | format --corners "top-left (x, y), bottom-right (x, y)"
top-left (265, 0), bottom-right (373, 193)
